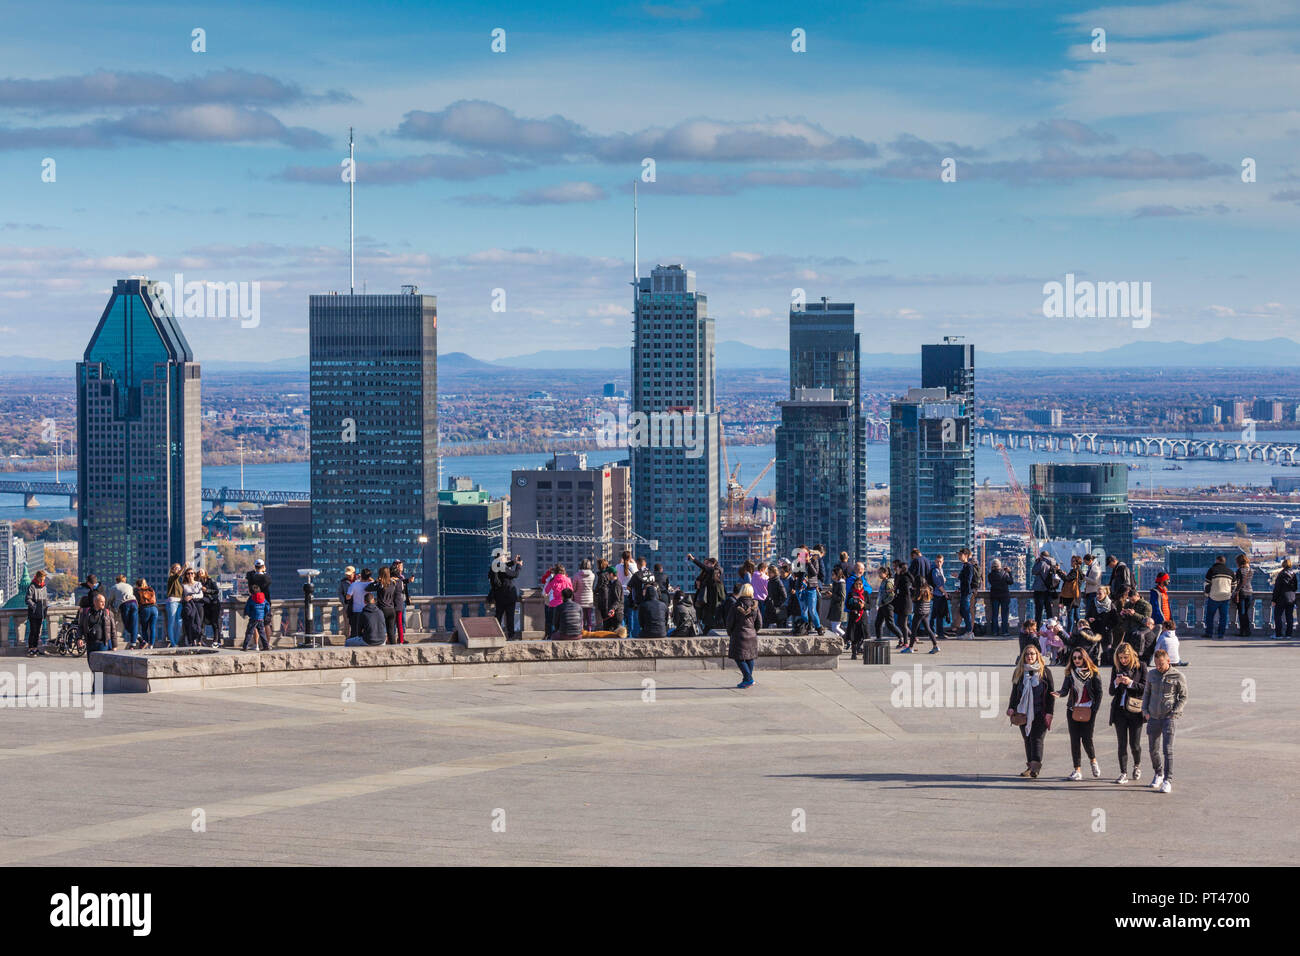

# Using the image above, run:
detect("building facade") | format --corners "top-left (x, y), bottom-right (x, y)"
top-left (77, 277), bottom-right (202, 586)
top-left (889, 386), bottom-right (974, 564)
top-left (631, 264), bottom-right (720, 587)
top-left (510, 453), bottom-right (629, 582)
top-left (437, 476), bottom-right (506, 597)
top-left (1028, 462), bottom-right (1133, 567)
top-left (309, 289), bottom-right (438, 594)
top-left (777, 299), bottom-right (866, 559)
top-left (262, 501), bottom-right (311, 600)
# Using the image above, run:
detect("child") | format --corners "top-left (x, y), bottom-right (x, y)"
top-left (243, 586), bottom-right (270, 651)
top-left (1155, 619), bottom-right (1185, 666)
top-left (904, 584), bottom-right (938, 654)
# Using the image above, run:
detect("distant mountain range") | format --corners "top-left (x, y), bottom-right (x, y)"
top-left (5, 337), bottom-right (1300, 375)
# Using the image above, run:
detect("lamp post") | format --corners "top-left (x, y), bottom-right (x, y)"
top-left (417, 535), bottom-right (429, 596)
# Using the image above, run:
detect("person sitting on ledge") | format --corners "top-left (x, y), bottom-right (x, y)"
top-left (671, 592), bottom-right (699, 636)
top-left (638, 586), bottom-right (669, 638)
top-left (345, 591), bottom-right (387, 647)
top-left (551, 588), bottom-right (585, 640)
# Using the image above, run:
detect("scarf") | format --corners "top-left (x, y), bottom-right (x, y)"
top-left (1017, 663), bottom-right (1042, 735)
top-left (1072, 666), bottom-right (1094, 706)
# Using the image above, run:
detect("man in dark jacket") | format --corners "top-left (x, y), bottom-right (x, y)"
top-left (246, 559), bottom-right (271, 600)
top-left (987, 559), bottom-right (1013, 636)
top-left (907, 549), bottom-right (931, 596)
top-left (552, 588), bottom-right (584, 639)
top-left (488, 555), bottom-right (522, 638)
top-left (688, 553), bottom-right (724, 632)
top-left (1107, 555), bottom-right (1133, 604)
top-left (346, 592), bottom-right (387, 646)
top-left (638, 589), bottom-right (669, 638)
top-left (928, 555), bottom-right (949, 636)
top-left (595, 568), bottom-right (623, 630)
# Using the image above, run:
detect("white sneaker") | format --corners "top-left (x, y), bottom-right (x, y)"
top-left (1067, 769), bottom-right (1083, 781)
top-left (1150, 774), bottom-right (1164, 790)
top-left (1114, 772), bottom-right (1129, 784)
top-left (1133, 767), bottom-right (1142, 781)
top-left (1160, 780), bottom-right (1172, 794)
top-left (1090, 760), bottom-right (1101, 778)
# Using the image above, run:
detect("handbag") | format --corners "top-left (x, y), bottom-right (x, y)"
top-left (1125, 694), bottom-right (1143, 714)
top-left (1010, 712), bottom-right (1028, 727)
top-left (1071, 704), bottom-right (1092, 722)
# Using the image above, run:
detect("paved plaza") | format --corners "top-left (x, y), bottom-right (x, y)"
top-left (1, 638), bottom-right (1295, 866)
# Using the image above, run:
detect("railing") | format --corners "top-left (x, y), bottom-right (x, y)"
top-left (0, 589), bottom-right (1282, 649)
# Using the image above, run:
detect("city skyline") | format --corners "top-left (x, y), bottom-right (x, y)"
top-left (3, 0), bottom-right (1299, 364)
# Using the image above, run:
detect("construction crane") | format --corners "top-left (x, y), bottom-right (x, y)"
top-left (725, 457), bottom-right (775, 525)
top-left (995, 443), bottom-right (1033, 536)
top-left (438, 526), bottom-right (658, 550)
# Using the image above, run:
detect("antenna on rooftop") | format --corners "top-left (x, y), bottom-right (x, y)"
top-left (632, 179), bottom-right (639, 290)
top-left (349, 127), bottom-right (355, 295)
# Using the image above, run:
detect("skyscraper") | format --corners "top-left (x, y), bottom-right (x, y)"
top-left (437, 477), bottom-right (506, 597)
top-left (777, 298), bottom-right (866, 559)
top-left (309, 288), bottom-right (438, 594)
top-left (1029, 463), bottom-right (1133, 566)
top-left (510, 453), bottom-right (629, 576)
top-left (889, 386), bottom-right (974, 563)
top-left (77, 277), bottom-right (201, 585)
top-left (631, 264), bottom-right (720, 587)
top-left (921, 336), bottom-right (975, 412)
top-left (263, 501), bottom-right (311, 600)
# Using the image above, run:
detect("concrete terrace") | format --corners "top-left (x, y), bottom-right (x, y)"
top-left (0, 638), bottom-right (1295, 866)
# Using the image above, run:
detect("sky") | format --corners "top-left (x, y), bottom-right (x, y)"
top-left (0, 0), bottom-right (1297, 362)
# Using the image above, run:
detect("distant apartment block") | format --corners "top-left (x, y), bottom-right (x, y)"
top-left (1028, 462), bottom-right (1133, 567)
top-left (77, 277), bottom-right (202, 586)
top-left (1026, 408), bottom-right (1063, 427)
top-left (510, 453), bottom-right (630, 581)
top-left (263, 501), bottom-right (311, 600)
top-left (438, 476), bottom-right (506, 597)
top-left (889, 386), bottom-right (975, 564)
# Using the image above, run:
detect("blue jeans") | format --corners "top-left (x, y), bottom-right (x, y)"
top-left (1204, 598), bottom-right (1228, 637)
top-left (992, 595), bottom-right (1010, 635)
top-left (798, 591), bottom-right (820, 629)
top-left (958, 592), bottom-right (972, 632)
top-left (1065, 603), bottom-right (1080, 632)
top-left (166, 598), bottom-right (181, 646)
top-left (120, 601), bottom-right (139, 645)
top-left (626, 602), bottom-right (640, 639)
top-left (139, 604), bottom-right (159, 646)
top-left (736, 658), bottom-right (754, 683)
top-left (1274, 602), bottom-right (1294, 637)
top-left (1084, 593), bottom-right (1099, 619)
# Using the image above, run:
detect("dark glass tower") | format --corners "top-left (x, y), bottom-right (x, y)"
top-left (1029, 462), bottom-right (1133, 566)
top-left (889, 387), bottom-right (974, 564)
top-left (631, 264), bottom-right (720, 587)
top-left (922, 337), bottom-right (975, 413)
top-left (77, 278), bottom-right (201, 585)
top-left (309, 290), bottom-right (438, 594)
top-left (777, 299), bottom-right (866, 558)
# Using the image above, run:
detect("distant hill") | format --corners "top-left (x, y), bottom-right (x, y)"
top-left (439, 351), bottom-right (499, 370)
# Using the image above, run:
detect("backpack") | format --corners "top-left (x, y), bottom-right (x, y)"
top-left (969, 561), bottom-right (983, 590)
top-left (1060, 574), bottom-right (1080, 601)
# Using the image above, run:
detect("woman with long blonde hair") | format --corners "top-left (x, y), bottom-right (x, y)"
top-left (1007, 644), bottom-right (1055, 777)
top-left (1108, 641), bottom-right (1147, 783)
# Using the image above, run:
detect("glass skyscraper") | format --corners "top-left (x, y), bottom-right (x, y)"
top-left (921, 337), bottom-right (975, 413)
top-left (777, 299), bottom-right (866, 559)
top-left (889, 387), bottom-right (975, 564)
top-left (631, 264), bottom-right (720, 587)
top-left (309, 290), bottom-right (438, 594)
top-left (77, 278), bottom-right (202, 586)
top-left (1029, 462), bottom-right (1133, 566)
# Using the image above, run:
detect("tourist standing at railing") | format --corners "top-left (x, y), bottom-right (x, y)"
top-left (1149, 572), bottom-right (1172, 628)
top-left (199, 570), bottom-right (223, 646)
top-left (1030, 551), bottom-right (1052, 625)
top-left (180, 568), bottom-right (205, 646)
top-left (574, 558), bottom-right (597, 630)
top-left (489, 555), bottom-right (522, 638)
top-left (246, 559), bottom-right (271, 603)
top-left (25, 569), bottom-right (48, 657)
top-left (1060, 555), bottom-right (1084, 632)
top-left (390, 558), bottom-right (412, 643)
top-left (1109, 641), bottom-right (1147, 785)
top-left (543, 564), bottom-right (573, 639)
top-left (165, 564), bottom-right (184, 647)
top-left (337, 566), bottom-right (356, 639)
top-left (1232, 554), bottom-right (1254, 637)
top-left (1106, 555), bottom-right (1133, 608)
top-left (688, 553), bottom-right (724, 634)
top-left (347, 568), bottom-right (373, 637)
top-left (1083, 553), bottom-right (1103, 619)
top-left (1203, 555), bottom-right (1234, 640)
top-left (826, 565), bottom-right (846, 639)
top-left (374, 566), bottom-right (401, 644)
top-left (891, 559), bottom-right (913, 643)
top-left (595, 565), bottom-right (623, 630)
top-left (110, 574), bottom-right (139, 649)
top-left (616, 552), bottom-right (636, 637)
top-left (987, 559), bottom-right (1013, 637)
top-left (1270, 558), bottom-right (1296, 639)
top-left (135, 579), bottom-right (157, 648)
top-left (242, 586), bottom-right (271, 651)
top-left (954, 548), bottom-right (978, 638)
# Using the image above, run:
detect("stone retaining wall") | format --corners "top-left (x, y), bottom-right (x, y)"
top-left (89, 635), bottom-right (841, 693)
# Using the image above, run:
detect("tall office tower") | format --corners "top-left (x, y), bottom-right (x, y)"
top-left (77, 278), bottom-right (201, 585)
top-left (921, 336), bottom-right (975, 413)
top-left (309, 288), bottom-right (438, 594)
top-left (778, 298), bottom-right (867, 559)
top-left (263, 501), bottom-right (311, 600)
top-left (1028, 462), bottom-right (1133, 566)
top-left (631, 264), bottom-right (720, 587)
top-left (776, 387), bottom-right (858, 559)
top-left (437, 476), bottom-right (506, 596)
top-left (889, 387), bottom-right (975, 563)
top-left (510, 453), bottom-right (629, 579)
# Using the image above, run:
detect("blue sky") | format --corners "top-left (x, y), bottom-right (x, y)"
top-left (1, 0), bottom-right (1297, 361)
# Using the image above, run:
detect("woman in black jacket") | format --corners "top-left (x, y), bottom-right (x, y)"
top-left (873, 565), bottom-right (903, 642)
top-left (891, 560), bottom-right (914, 648)
top-left (726, 584), bottom-right (760, 689)
top-left (1272, 558), bottom-right (1296, 638)
top-left (1108, 641), bottom-right (1147, 784)
top-left (25, 570), bottom-right (49, 656)
top-left (987, 559), bottom-right (1013, 636)
top-left (374, 566), bottom-right (402, 643)
top-left (1055, 647), bottom-right (1103, 780)
top-left (1232, 554), bottom-right (1253, 637)
top-left (1007, 644), bottom-right (1055, 778)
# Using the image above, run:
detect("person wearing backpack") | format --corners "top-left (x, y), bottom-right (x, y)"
top-left (1060, 555), bottom-right (1085, 632)
top-left (1272, 558), bottom-right (1297, 638)
top-left (845, 575), bottom-right (870, 658)
top-left (1203, 555), bottom-right (1234, 639)
top-left (134, 578), bottom-right (158, 648)
top-left (872, 564), bottom-right (904, 643)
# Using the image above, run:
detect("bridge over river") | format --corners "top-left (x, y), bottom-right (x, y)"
top-left (975, 427), bottom-right (1300, 464)
top-left (0, 481), bottom-right (304, 509)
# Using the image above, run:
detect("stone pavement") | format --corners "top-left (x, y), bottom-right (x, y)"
top-left (1, 638), bottom-right (1295, 865)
